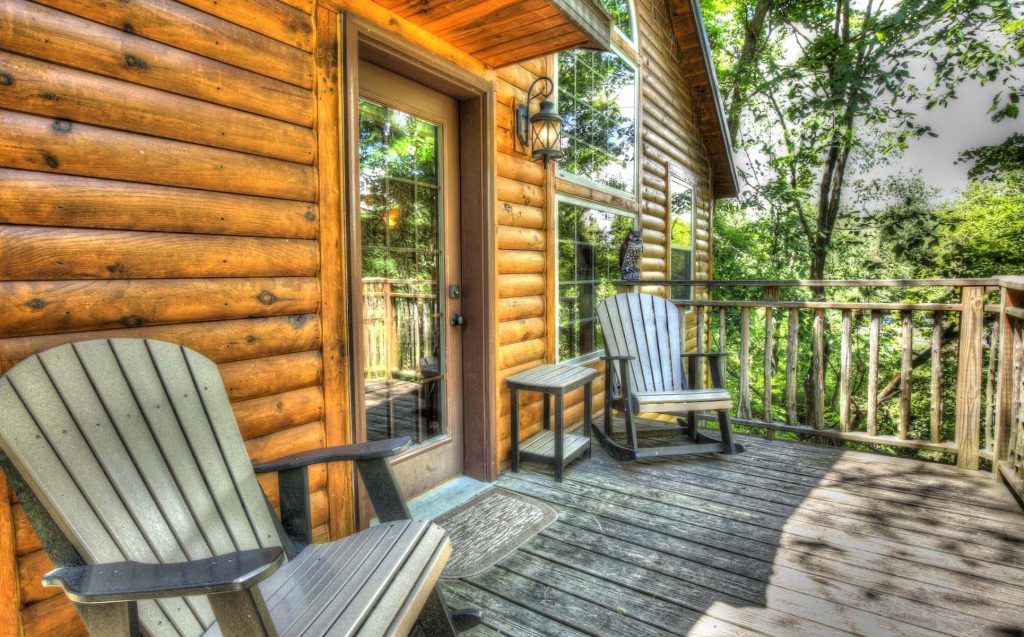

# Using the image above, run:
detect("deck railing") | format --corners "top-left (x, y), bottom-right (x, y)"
top-left (626, 277), bottom-right (1024, 491)
top-left (362, 278), bottom-right (439, 381)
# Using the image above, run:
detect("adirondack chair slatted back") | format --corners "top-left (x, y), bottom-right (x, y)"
top-left (597, 293), bottom-right (687, 394)
top-left (0, 339), bottom-right (282, 637)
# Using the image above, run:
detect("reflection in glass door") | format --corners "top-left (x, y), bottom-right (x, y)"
top-left (359, 99), bottom-right (445, 445)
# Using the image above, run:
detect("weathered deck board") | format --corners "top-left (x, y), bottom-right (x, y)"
top-left (442, 426), bottom-right (1024, 637)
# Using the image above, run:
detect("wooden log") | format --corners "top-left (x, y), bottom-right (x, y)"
top-left (497, 201), bottom-right (545, 230)
top-left (838, 309), bottom-right (852, 432)
top-left (175, 0), bottom-right (314, 51)
top-left (0, 52), bottom-right (314, 164)
top-left (0, 277), bottom-right (318, 338)
top-left (737, 307), bottom-right (751, 419)
top-left (497, 249), bottom-right (545, 274)
top-left (21, 592), bottom-right (86, 637)
top-left (0, 471), bottom-right (19, 636)
top-left (983, 317), bottom-right (1000, 452)
top-left (498, 338), bottom-right (546, 370)
top-left (244, 420), bottom-right (324, 465)
top-left (498, 296), bottom-right (545, 322)
top-left (496, 151), bottom-right (545, 186)
top-left (785, 308), bottom-right (799, 426)
top-left (31, 0), bottom-right (313, 88)
top-left (498, 273), bottom-right (545, 298)
top-left (867, 311), bottom-right (881, 436)
top-left (811, 308), bottom-right (825, 430)
top-left (991, 288), bottom-right (1022, 478)
top-left (0, 0), bottom-right (313, 126)
top-left (899, 311), bottom-right (913, 439)
top-left (499, 318), bottom-right (547, 346)
top-left (17, 550), bottom-right (54, 605)
top-left (0, 170), bottom-right (318, 239)
top-left (496, 176), bottom-right (544, 207)
top-left (763, 287), bottom-right (779, 430)
top-left (234, 385), bottom-right (324, 440)
top-left (219, 350), bottom-right (322, 402)
top-left (0, 226), bottom-right (318, 280)
top-left (0, 111), bottom-right (317, 201)
top-left (930, 311), bottom-right (944, 443)
top-left (955, 286), bottom-right (985, 469)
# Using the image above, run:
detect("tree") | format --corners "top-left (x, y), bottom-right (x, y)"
top-left (703, 0), bottom-right (1023, 283)
top-left (956, 132), bottom-right (1024, 180)
top-left (935, 171), bottom-right (1024, 277)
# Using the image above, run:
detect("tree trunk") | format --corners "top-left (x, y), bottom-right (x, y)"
top-left (725, 0), bottom-right (773, 145)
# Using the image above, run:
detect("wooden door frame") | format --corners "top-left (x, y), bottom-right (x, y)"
top-left (341, 13), bottom-right (498, 495)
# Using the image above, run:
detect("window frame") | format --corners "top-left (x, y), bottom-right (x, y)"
top-left (666, 174), bottom-right (696, 309)
top-left (554, 194), bottom-right (640, 365)
top-left (554, 44), bottom-right (641, 202)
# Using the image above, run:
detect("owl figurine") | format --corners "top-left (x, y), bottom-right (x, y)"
top-left (619, 228), bottom-right (644, 282)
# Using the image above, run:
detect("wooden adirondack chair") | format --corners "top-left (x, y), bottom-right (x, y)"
top-left (0, 338), bottom-right (481, 637)
top-left (596, 293), bottom-right (744, 459)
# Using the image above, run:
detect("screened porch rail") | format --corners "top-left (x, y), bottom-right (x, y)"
top-left (621, 278), bottom-right (1024, 499)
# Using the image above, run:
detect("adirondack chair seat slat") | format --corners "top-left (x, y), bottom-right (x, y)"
top-left (596, 293), bottom-right (744, 459)
top-left (202, 520), bottom-right (450, 637)
top-left (0, 338), bottom-right (465, 637)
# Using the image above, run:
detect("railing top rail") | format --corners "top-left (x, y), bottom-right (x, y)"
top-left (616, 278), bottom-right (1000, 288)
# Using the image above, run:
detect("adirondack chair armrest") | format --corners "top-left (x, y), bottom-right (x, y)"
top-left (252, 436), bottom-right (413, 473)
top-left (41, 547), bottom-right (285, 604)
top-left (254, 438), bottom-right (414, 547)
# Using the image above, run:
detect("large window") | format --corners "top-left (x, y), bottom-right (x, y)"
top-left (598, 0), bottom-right (634, 40)
top-left (557, 199), bottom-right (638, 361)
top-left (557, 49), bottom-right (637, 195)
top-left (668, 177), bottom-right (695, 302)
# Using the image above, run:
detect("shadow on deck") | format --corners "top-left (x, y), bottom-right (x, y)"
top-left (441, 424), bottom-right (1024, 637)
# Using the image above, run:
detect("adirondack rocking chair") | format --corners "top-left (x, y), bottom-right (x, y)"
top-left (0, 338), bottom-right (482, 637)
top-left (596, 293), bottom-right (744, 459)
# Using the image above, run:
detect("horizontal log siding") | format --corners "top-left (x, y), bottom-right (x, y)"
top-left (0, 1), bottom-right (338, 634)
top-left (495, 61), bottom-right (554, 464)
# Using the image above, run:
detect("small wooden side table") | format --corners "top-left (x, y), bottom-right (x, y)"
top-left (507, 364), bottom-right (596, 481)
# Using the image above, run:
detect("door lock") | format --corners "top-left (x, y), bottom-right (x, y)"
top-left (450, 313), bottom-right (465, 327)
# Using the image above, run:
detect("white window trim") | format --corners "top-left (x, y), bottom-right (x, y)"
top-left (667, 175), bottom-right (696, 311)
top-left (554, 44), bottom-right (641, 203)
top-left (555, 194), bottom-right (639, 365)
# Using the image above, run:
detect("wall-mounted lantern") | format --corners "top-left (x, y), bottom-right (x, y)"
top-left (515, 77), bottom-right (563, 167)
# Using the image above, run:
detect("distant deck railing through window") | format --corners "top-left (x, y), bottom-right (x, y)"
top-left (620, 277), bottom-right (1024, 499)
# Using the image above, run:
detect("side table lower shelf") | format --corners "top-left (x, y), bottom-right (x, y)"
top-left (518, 430), bottom-right (591, 465)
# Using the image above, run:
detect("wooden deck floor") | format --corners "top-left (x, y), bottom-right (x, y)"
top-left (441, 428), bottom-right (1024, 637)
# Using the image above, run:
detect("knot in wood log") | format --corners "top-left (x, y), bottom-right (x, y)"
top-left (257, 290), bottom-right (278, 305)
top-left (0, 72), bottom-right (13, 86)
top-left (26, 299), bottom-right (47, 310)
top-left (124, 55), bottom-right (148, 70)
top-left (52, 120), bottom-right (72, 134)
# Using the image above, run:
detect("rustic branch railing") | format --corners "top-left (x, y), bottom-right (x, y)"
top-left (362, 278), bottom-right (439, 381)
top-left (621, 278), bottom-right (1024, 489)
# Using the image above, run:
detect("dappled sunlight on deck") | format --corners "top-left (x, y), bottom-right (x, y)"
top-left (442, 427), bottom-right (1024, 637)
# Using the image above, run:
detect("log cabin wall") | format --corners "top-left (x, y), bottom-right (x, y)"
top-left (0, 0), bottom-right (722, 630)
top-left (0, 0), bottom-right (351, 633)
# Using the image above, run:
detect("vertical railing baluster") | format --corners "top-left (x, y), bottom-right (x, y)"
top-left (719, 308), bottom-right (727, 354)
top-left (763, 287), bottom-right (779, 437)
top-left (738, 307), bottom-right (751, 419)
top-left (786, 308), bottom-right (799, 426)
top-left (955, 286), bottom-right (985, 469)
top-left (867, 310), bottom-right (880, 437)
top-left (992, 284), bottom-right (1021, 480)
top-left (899, 311), bottom-right (913, 440)
top-left (811, 308), bottom-right (825, 430)
top-left (930, 311), bottom-right (944, 443)
top-left (840, 309), bottom-right (852, 432)
top-left (984, 317), bottom-right (1001, 453)
top-left (695, 305), bottom-right (705, 389)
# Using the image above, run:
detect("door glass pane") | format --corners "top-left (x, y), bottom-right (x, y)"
top-left (359, 98), bottom-right (445, 445)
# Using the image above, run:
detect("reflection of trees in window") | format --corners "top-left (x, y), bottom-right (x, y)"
top-left (558, 50), bottom-right (636, 194)
top-left (669, 181), bottom-right (694, 301)
top-left (597, 0), bottom-right (632, 39)
top-left (558, 202), bottom-right (637, 361)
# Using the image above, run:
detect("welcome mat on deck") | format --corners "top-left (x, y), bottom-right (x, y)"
top-left (434, 487), bottom-right (557, 579)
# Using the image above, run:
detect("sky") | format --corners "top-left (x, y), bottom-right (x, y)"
top-left (869, 78), bottom-right (1024, 200)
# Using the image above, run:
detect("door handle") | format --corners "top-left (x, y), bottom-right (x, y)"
top-left (450, 313), bottom-right (465, 327)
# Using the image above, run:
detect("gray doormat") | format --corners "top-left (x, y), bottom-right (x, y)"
top-left (434, 487), bottom-right (557, 579)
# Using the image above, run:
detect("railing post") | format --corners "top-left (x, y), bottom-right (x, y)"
top-left (810, 308), bottom-right (826, 431)
top-left (785, 308), bottom-right (799, 426)
top-left (929, 311), bottom-right (944, 444)
top-left (839, 309), bottom-right (852, 432)
top-left (992, 284), bottom-right (1021, 479)
top-left (954, 286), bottom-right (985, 469)
top-left (738, 307), bottom-right (751, 419)
top-left (763, 287), bottom-right (779, 438)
